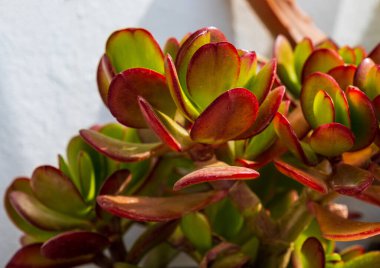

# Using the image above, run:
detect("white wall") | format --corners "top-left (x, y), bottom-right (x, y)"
top-left (1, 0), bottom-right (380, 266)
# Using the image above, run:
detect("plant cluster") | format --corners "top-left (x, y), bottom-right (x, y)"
top-left (5, 26), bottom-right (380, 268)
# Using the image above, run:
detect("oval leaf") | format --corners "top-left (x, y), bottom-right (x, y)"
top-left (327, 64), bottom-right (356, 91)
top-left (248, 59), bottom-right (277, 102)
top-left (190, 88), bottom-right (259, 144)
top-left (313, 90), bottom-right (335, 126)
top-left (97, 190), bottom-right (227, 222)
top-left (163, 37), bottom-right (180, 61)
top-left (237, 50), bottom-right (257, 87)
top-left (97, 54), bottom-right (115, 105)
top-left (301, 237), bottom-right (325, 268)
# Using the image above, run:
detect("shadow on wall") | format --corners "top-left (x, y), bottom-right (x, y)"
top-left (361, 1), bottom-right (380, 50)
top-left (137, 0), bottom-right (235, 44)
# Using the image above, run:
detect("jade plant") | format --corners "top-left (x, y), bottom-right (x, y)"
top-left (5, 25), bottom-right (380, 268)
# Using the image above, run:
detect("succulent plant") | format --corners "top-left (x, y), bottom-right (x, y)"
top-left (5, 24), bottom-right (380, 268)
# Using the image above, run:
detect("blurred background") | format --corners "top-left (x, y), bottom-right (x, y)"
top-left (1, 0), bottom-right (380, 266)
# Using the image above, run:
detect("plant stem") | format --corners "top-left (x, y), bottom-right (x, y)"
top-left (109, 236), bottom-right (128, 262)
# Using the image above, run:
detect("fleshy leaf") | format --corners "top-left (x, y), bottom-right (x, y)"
top-left (248, 59), bottom-right (277, 102)
top-left (373, 95), bottom-right (380, 120)
top-left (340, 245), bottom-right (365, 262)
top-left (97, 190), bottom-right (227, 222)
top-left (274, 160), bottom-right (328, 193)
top-left (97, 54), bottom-right (115, 105)
top-left (344, 252), bottom-right (380, 267)
top-left (200, 242), bottom-right (240, 268)
top-left (311, 203), bottom-right (380, 241)
top-left (108, 68), bottom-right (176, 128)
top-left (238, 86), bottom-right (285, 139)
top-left (31, 166), bottom-right (89, 217)
top-left (301, 72), bottom-right (350, 128)
top-left (99, 169), bottom-right (131, 196)
top-left (313, 90), bottom-right (335, 126)
top-left (354, 46), bottom-right (367, 65)
top-left (9, 191), bottom-right (91, 231)
top-left (317, 39), bottom-right (338, 51)
top-left (294, 38), bottom-right (313, 80)
top-left (237, 50), bottom-right (257, 87)
top-left (163, 37), bottom-right (180, 61)
top-left (181, 212), bottom-right (212, 253)
top-left (310, 123), bottom-right (355, 157)
top-left (77, 151), bottom-right (96, 202)
top-left (355, 185), bottom-right (380, 207)
top-left (302, 48), bottom-right (344, 81)
top-left (339, 46), bottom-right (356, 64)
top-left (187, 42), bottom-right (240, 109)
top-left (354, 58), bottom-right (375, 90)
top-left (106, 28), bottom-right (164, 73)
top-left (173, 163), bottom-right (259, 191)
top-left (190, 88), bottom-right (259, 144)
top-left (369, 43), bottom-right (380, 64)
top-left (80, 129), bottom-right (162, 162)
top-left (327, 64), bottom-right (356, 91)
top-left (41, 231), bottom-right (109, 259)
top-left (138, 96), bottom-right (191, 151)
top-left (346, 86), bottom-right (377, 150)
top-left (273, 112), bottom-right (310, 164)
top-left (6, 243), bottom-right (92, 268)
top-left (165, 55), bottom-right (200, 121)
top-left (301, 237), bottom-right (325, 268)
top-left (331, 163), bottom-right (374, 196)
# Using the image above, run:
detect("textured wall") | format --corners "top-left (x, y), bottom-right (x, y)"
top-left (1, 0), bottom-right (380, 266)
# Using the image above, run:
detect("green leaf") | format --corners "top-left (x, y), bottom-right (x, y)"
top-left (106, 28), bottom-right (164, 73)
top-left (187, 42), bottom-right (240, 109)
top-left (237, 50), bottom-right (257, 87)
top-left (77, 151), bottom-right (96, 203)
top-left (313, 90), bottom-right (335, 126)
top-left (294, 38), bottom-right (313, 81)
top-left (190, 88), bottom-right (259, 144)
top-left (181, 212), bottom-right (212, 253)
top-left (108, 68), bottom-right (176, 128)
top-left (163, 37), bottom-right (180, 61)
top-left (248, 59), bottom-right (277, 102)
top-left (339, 46), bottom-right (356, 64)
top-left (344, 252), bottom-right (380, 267)
top-left (354, 46), bottom-right (366, 65)
top-left (340, 245), bottom-right (364, 262)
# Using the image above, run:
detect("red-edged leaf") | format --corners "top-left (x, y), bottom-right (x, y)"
top-left (328, 64), bottom-right (356, 90)
top-left (41, 231), bottom-right (109, 259)
top-left (108, 68), bottom-right (176, 128)
top-left (301, 237), bottom-right (325, 268)
top-left (274, 160), bottom-right (328, 193)
top-left (200, 242), bottom-right (240, 268)
top-left (163, 37), bottom-right (180, 61)
top-left (165, 55), bottom-right (200, 121)
top-left (354, 58), bottom-right (375, 90)
top-left (340, 245), bottom-right (365, 262)
top-left (313, 90), bottom-right (335, 126)
top-left (31, 166), bottom-right (88, 217)
top-left (248, 59), bottom-right (277, 102)
top-left (354, 46), bottom-right (367, 65)
top-left (6, 243), bottom-right (92, 268)
top-left (356, 185), bottom-right (380, 207)
top-left (310, 123), bottom-right (355, 157)
top-left (346, 86), bottom-right (377, 150)
top-left (369, 43), bottom-right (380, 64)
top-left (331, 163), bottom-right (374, 196)
top-left (173, 164), bottom-right (259, 191)
top-left (237, 50), bottom-right (257, 87)
top-left (97, 54), bottom-right (115, 105)
top-left (294, 38), bottom-right (314, 80)
top-left (97, 190), bottom-right (227, 222)
top-left (311, 202), bottom-right (380, 241)
top-left (106, 28), bottom-right (164, 73)
top-left (238, 86), bottom-right (285, 139)
top-left (187, 42), bottom-right (240, 109)
top-left (301, 72), bottom-right (350, 128)
top-left (273, 113), bottom-right (309, 164)
top-left (302, 48), bottom-right (344, 81)
top-left (373, 95), bottom-right (380, 120)
top-left (99, 169), bottom-right (131, 196)
top-left (317, 39), bottom-right (338, 51)
top-left (80, 129), bottom-right (162, 162)
top-left (190, 88), bottom-right (259, 144)
top-left (339, 46), bottom-right (356, 64)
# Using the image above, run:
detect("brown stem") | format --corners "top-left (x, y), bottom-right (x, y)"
top-left (246, 0), bottom-right (327, 45)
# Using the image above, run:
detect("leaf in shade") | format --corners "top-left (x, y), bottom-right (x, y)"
top-left (274, 160), bottom-right (328, 193)
top-left (311, 203), bottom-right (380, 241)
top-left (344, 252), bottom-right (380, 267)
top-left (77, 151), bottom-right (96, 202)
top-left (9, 191), bottom-right (91, 231)
top-left (302, 48), bottom-right (344, 81)
top-left (97, 54), bottom-right (115, 105)
top-left (126, 221), bottom-right (178, 264)
top-left (294, 38), bottom-right (313, 81)
top-left (369, 43), bottom-right (380, 64)
top-left (339, 46), bottom-right (356, 64)
top-left (190, 88), bottom-right (259, 144)
top-left (108, 68), bottom-right (176, 128)
top-left (80, 129), bottom-right (162, 162)
top-left (138, 96), bottom-right (191, 151)
top-left (355, 185), bottom-right (380, 207)
top-left (181, 212), bottom-right (212, 253)
top-left (313, 90), bottom-right (335, 126)
top-left (99, 169), bottom-right (131, 196)
top-left (41, 231), bottom-right (109, 259)
top-left (327, 64), bottom-right (356, 91)
top-left (186, 42), bottom-right (240, 109)
top-left (173, 163), bottom-right (259, 191)
top-left (31, 166), bottom-right (89, 217)
top-left (340, 245), bottom-right (365, 262)
top-left (200, 242), bottom-right (240, 268)
top-left (163, 37), bottom-right (180, 61)
top-left (273, 113), bottom-right (310, 164)
top-left (248, 59), bottom-right (277, 102)
top-left (5, 178), bottom-right (57, 240)
top-left (373, 95), bottom-right (380, 120)
top-left (175, 27), bottom-right (227, 91)
top-left (164, 55), bottom-right (200, 121)
top-left (97, 190), bottom-right (227, 222)
top-left (346, 86), bottom-right (377, 150)
top-left (310, 123), bottom-right (355, 157)
top-left (301, 237), bottom-right (325, 268)
top-left (6, 243), bottom-right (93, 268)
top-left (331, 163), bottom-right (374, 196)
top-left (237, 86), bottom-right (285, 139)
top-left (237, 50), bottom-right (257, 87)
top-left (106, 28), bottom-right (164, 73)
top-left (301, 72), bottom-right (350, 128)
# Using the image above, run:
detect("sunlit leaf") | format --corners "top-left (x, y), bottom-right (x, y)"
top-left (237, 50), bottom-right (257, 87)
top-left (163, 37), bottom-right (180, 61)
top-left (313, 90), bottom-right (335, 126)
top-left (248, 59), bottom-right (277, 102)
top-left (327, 64), bottom-right (356, 91)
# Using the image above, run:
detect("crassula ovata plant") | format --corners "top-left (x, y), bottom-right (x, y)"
top-left (5, 18), bottom-right (380, 268)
